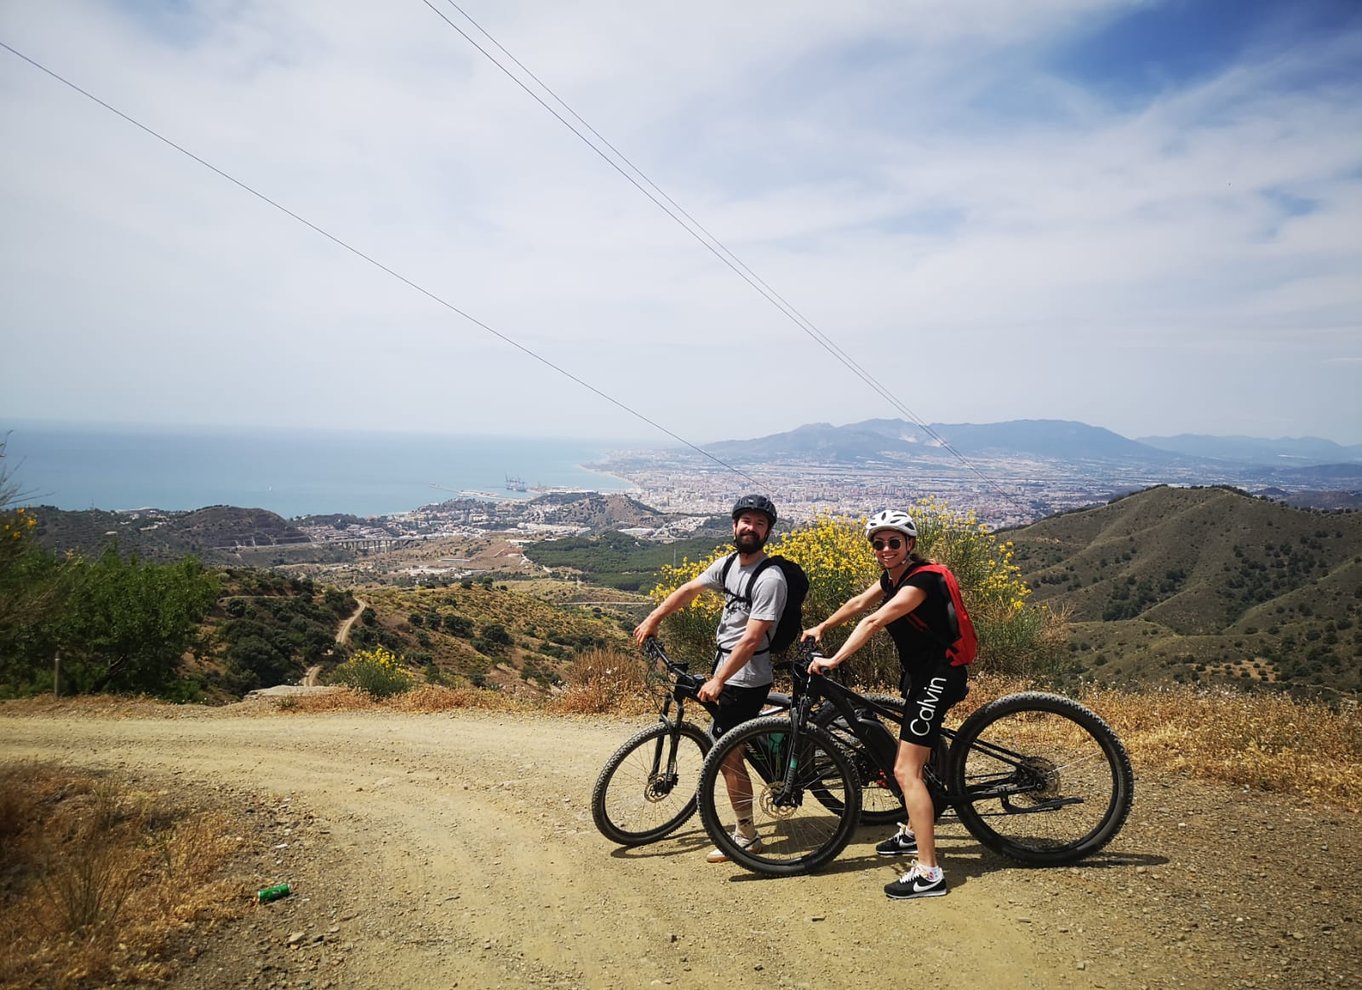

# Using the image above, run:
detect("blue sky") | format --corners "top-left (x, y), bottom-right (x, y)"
top-left (1, 0), bottom-right (1359, 445)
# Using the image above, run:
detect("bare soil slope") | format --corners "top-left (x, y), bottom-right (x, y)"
top-left (3, 706), bottom-right (1357, 990)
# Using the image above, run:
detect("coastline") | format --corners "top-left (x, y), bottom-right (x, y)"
top-left (3, 421), bottom-right (638, 519)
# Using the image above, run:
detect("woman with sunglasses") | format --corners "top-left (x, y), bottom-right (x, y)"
top-left (802, 509), bottom-right (969, 901)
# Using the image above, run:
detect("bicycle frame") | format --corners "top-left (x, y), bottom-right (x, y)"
top-left (756, 658), bottom-right (910, 809)
top-left (771, 649), bottom-right (1081, 820)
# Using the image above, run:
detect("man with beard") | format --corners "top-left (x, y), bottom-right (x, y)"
top-left (633, 494), bottom-right (787, 862)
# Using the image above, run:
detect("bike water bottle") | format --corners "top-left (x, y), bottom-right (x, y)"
top-left (257, 883), bottom-right (291, 903)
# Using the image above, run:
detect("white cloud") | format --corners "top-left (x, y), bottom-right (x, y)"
top-left (1, 0), bottom-right (1359, 444)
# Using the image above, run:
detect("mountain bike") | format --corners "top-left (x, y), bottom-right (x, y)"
top-left (696, 645), bottom-right (1134, 876)
top-left (592, 639), bottom-right (905, 847)
top-left (591, 638), bottom-right (736, 845)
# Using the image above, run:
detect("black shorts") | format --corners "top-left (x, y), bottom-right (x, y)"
top-left (898, 663), bottom-right (967, 749)
top-left (711, 682), bottom-right (772, 739)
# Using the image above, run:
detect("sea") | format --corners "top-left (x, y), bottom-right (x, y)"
top-left (2, 421), bottom-right (637, 519)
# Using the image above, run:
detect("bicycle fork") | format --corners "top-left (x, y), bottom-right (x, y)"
top-left (644, 700), bottom-right (687, 799)
top-left (767, 702), bottom-right (811, 809)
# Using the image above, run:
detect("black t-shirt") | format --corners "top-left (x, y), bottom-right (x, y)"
top-left (879, 565), bottom-right (955, 672)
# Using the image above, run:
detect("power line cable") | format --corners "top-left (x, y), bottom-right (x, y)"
top-left (0, 39), bottom-right (769, 493)
top-left (428, 0), bottom-right (1033, 514)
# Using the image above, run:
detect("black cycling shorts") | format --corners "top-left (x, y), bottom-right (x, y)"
top-left (711, 682), bottom-right (772, 739)
top-left (898, 663), bottom-right (967, 749)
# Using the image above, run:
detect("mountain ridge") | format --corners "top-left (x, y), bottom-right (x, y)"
top-left (706, 417), bottom-right (1362, 469)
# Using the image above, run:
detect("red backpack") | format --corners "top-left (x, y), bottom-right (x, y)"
top-left (882, 563), bottom-right (978, 667)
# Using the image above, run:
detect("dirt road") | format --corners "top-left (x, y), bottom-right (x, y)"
top-left (2, 706), bottom-right (1357, 990)
top-left (335, 599), bottom-right (367, 647)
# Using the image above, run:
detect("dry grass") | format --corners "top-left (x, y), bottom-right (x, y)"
top-left (0, 696), bottom-right (181, 720)
top-left (938, 673), bottom-right (1362, 813)
top-left (0, 762), bottom-right (249, 990)
top-left (1072, 683), bottom-right (1362, 813)
top-left (274, 647), bottom-right (656, 717)
top-left (545, 648), bottom-right (654, 717)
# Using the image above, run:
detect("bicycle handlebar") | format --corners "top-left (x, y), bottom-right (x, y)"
top-left (641, 637), bottom-right (703, 693)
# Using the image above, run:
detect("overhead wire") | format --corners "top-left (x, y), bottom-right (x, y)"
top-left (428, 0), bottom-right (1034, 515)
top-left (0, 38), bottom-right (770, 492)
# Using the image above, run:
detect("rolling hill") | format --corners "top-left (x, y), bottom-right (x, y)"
top-left (1007, 486), bottom-right (1362, 694)
top-left (705, 418), bottom-right (1188, 466)
top-left (1136, 433), bottom-right (1362, 465)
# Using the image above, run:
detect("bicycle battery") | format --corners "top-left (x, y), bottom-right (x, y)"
top-left (857, 717), bottom-right (899, 769)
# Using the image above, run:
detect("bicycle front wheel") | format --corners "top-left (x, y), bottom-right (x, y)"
top-left (592, 720), bottom-right (712, 846)
top-left (697, 716), bottom-right (861, 876)
top-left (948, 692), bottom-right (1134, 866)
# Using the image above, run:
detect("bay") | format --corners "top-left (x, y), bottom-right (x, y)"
top-left (2, 421), bottom-right (632, 519)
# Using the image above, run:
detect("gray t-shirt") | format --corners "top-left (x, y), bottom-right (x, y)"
top-left (699, 553), bottom-right (788, 688)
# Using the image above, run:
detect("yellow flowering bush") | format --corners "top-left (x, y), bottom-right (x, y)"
top-left (648, 502), bottom-right (1063, 685)
top-left (1, 505), bottom-right (38, 548)
top-left (329, 645), bottom-right (414, 699)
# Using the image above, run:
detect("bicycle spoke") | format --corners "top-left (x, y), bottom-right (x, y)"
top-left (697, 717), bottom-right (860, 875)
top-left (593, 722), bottom-right (710, 846)
top-left (950, 693), bottom-right (1133, 865)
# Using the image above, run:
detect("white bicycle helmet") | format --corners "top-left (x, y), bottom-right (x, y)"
top-left (865, 509), bottom-right (917, 541)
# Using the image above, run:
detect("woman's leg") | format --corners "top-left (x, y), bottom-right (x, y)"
top-left (892, 741), bottom-right (937, 867)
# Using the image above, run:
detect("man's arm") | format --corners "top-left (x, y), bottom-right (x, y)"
top-left (699, 616), bottom-right (774, 702)
top-left (632, 576), bottom-right (709, 645)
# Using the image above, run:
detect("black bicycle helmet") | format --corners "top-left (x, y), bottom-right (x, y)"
top-left (731, 494), bottom-right (777, 526)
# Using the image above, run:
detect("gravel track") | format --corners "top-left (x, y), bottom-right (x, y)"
top-left (2, 705), bottom-right (1357, 989)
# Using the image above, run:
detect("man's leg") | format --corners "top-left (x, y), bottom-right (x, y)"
top-left (719, 745), bottom-right (754, 824)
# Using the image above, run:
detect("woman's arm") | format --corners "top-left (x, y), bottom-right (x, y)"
top-left (803, 582), bottom-right (882, 644)
top-left (810, 584), bottom-right (927, 673)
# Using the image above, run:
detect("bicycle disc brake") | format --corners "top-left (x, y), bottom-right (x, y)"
top-left (758, 783), bottom-right (802, 818)
top-left (643, 772), bottom-right (679, 802)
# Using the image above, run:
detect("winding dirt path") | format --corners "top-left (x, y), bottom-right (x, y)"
top-left (2, 707), bottom-right (1357, 989)
top-left (336, 598), bottom-right (367, 646)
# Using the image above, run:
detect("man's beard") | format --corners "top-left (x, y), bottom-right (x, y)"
top-left (733, 531), bottom-right (767, 554)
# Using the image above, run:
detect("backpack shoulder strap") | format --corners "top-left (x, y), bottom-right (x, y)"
top-left (883, 561), bottom-right (927, 597)
top-left (719, 552), bottom-right (743, 601)
top-left (746, 555), bottom-right (775, 597)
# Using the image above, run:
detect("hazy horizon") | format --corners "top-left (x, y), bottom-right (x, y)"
top-left (5, 413), bottom-right (1359, 450)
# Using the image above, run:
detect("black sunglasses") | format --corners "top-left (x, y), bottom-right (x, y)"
top-left (871, 537), bottom-right (904, 551)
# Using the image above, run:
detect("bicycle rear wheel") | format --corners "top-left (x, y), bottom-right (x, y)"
top-left (696, 716), bottom-right (861, 876)
top-left (948, 692), bottom-right (1134, 866)
top-left (592, 720), bottom-right (712, 846)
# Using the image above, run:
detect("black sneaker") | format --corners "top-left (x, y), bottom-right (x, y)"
top-left (875, 823), bottom-right (918, 857)
top-left (884, 863), bottom-right (948, 900)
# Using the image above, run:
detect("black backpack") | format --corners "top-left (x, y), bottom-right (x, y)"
top-left (719, 553), bottom-right (810, 656)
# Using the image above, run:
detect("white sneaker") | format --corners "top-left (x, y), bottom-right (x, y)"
top-left (706, 829), bottom-right (764, 863)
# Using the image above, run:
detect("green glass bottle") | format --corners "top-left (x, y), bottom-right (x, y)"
top-left (257, 883), bottom-right (291, 903)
